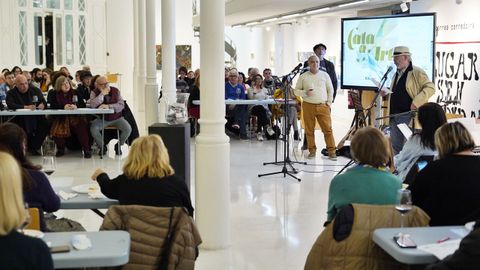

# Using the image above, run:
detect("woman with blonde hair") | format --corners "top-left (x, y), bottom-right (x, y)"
top-left (409, 122), bottom-right (480, 225)
top-left (0, 151), bottom-right (53, 269)
top-left (91, 134), bottom-right (194, 216)
top-left (326, 127), bottom-right (401, 221)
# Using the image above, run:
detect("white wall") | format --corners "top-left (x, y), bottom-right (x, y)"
top-left (105, 0), bottom-right (134, 104)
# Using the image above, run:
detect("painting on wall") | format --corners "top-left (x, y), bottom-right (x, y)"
top-left (156, 45), bottom-right (192, 70)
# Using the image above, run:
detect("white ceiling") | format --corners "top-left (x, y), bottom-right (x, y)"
top-left (225, 0), bottom-right (405, 25)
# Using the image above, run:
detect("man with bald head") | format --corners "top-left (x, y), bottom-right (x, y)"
top-left (89, 76), bottom-right (131, 155)
top-left (295, 55), bottom-right (336, 160)
top-left (6, 74), bottom-right (50, 155)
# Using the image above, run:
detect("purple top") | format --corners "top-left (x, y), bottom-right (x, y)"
top-left (24, 169), bottom-right (61, 231)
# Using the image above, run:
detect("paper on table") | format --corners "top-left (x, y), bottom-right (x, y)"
top-left (397, 123), bottom-right (412, 140)
top-left (58, 190), bottom-right (78, 200)
top-left (88, 190), bottom-right (106, 199)
top-left (417, 239), bottom-right (461, 260)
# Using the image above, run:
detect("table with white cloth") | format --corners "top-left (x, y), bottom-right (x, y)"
top-left (44, 231), bottom-right (130, 268)
top-left (54, 184), bottom-right (118, 217)
top-left (192, 98), bottom-right (296, 105)
top-left (0, 108), bottom-right (114, 158)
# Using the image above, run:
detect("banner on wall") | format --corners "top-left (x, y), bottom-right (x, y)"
top-left (414, 1), bottom-right (480, 117)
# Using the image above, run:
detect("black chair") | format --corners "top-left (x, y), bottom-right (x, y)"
top-left (404, 155), bottom-right (434, 185)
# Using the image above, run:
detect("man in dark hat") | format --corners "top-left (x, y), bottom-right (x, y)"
top-left (385, 45), bottom-right (435, 154)
top-left (304, 43), bottom-right (338, 101)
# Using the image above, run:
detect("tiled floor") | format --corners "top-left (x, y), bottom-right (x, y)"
top-left (32, 102), bottom-right (355, 270)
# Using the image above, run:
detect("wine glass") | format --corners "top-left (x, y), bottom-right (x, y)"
top-left (395, 189), bottom-right (413, 241)
top-left (42, 156), bottom-right (56, 176)
top-left (72, 95), bottom-right (78, 106)
top-left (32, 95), bottom-right (39, 107)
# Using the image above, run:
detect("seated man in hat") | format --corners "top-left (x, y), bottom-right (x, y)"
top-left (384, 45), bottom-right (435, 154)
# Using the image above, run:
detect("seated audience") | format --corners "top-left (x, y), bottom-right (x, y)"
top-left (238, 71), bottom-right (250, 91)
top-left (188, 74), bottom-right (200, 136)
top-left (0, 123), bottom-right (60, 231)
top-left (48, 75), bottom-right (92, 158)
top-left (394, 102), bottom-right (447, 181)
top-left (40, 68), bottom-right (53, 92)
top-left (225, 69), bottom-right (249, 140)
top-left (326, 127), bottom-right (401, 221)
top-left (6, 74), bottom-right (50, 155)
top-left (0, 71), bottom-right (16, 102)
top-left (247, 74), bottom-right (274, 141)
top-left (426, 218), bottom-right (480, 269)
top-left (0, 151), bottom-right (54, 269)
top-left (89, 76), bottom-right (132, 155)
top-left (409, 122), bottom-right (480, 226)
top-left (76, 70), bottom-right (93, 104)
top-left (11, 66), bottom-right (23, 77)
top-left (91, 134), bottom-right (194, 216)
top-left (30, 68), bottom-right (43, 89)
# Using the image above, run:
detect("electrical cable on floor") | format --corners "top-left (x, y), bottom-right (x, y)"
top-left (298, 169), bottom-right (340, 174)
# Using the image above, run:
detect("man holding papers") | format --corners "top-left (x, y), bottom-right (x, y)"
top-left (384, 46), bottom-right (435, 154)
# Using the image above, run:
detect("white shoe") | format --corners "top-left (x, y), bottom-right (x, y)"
top-left (266, 126), bottom-right (275, 136)
top-left (256, 132), bottom-right (264, 141)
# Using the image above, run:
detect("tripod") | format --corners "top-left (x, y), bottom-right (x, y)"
top-left (258, 68), bottom-right (306, 182)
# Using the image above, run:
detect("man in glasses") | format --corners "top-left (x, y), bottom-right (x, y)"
top-left (89, 76), bottom-right (132, 155)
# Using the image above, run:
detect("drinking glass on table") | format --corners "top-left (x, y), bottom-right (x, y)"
top-left (396, 189), bottom-right (412, 235)
top-left (72, 95), bottom-right (78, 106)
top-left (42, 156), bottom-right (56, 175)
top-left (32, 95), bottom-right (39, 107)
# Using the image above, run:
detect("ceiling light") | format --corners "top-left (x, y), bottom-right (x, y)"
top-left (245, 21), bottom-right (259, 26)
top-left (338, 0), bottom-right (369, 8)
top-left (280, 13), bottom-right (300, 19)
top-left (306, 7), bottom-right (331, 14)
top-left (262, 17), bottom-right (279, 23)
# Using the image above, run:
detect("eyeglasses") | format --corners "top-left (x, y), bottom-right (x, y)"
top-left (97, 82), bottom-right (108, 86)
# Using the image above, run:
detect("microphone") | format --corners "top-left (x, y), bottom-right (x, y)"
top-left (290, 63), bottom-right (303, 73)
top-left (382, 66), bottom-right (393, 79)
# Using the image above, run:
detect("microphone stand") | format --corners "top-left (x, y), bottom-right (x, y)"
top-left (376, 110), bottom-right (418, 130)
top-left (364, 70), bottom-right (390, 127)
top-left (258, 67), bottom-right (306, 182)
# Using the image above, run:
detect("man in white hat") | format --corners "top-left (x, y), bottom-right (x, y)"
top-left (386, 45), bottom-right (435, 154)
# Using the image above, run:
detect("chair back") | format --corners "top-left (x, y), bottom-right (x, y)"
top-left (26, 208), bottom-right (41, 230)
top-left (101, 205), bottom-right (201, 270)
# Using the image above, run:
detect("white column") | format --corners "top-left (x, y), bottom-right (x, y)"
top-left (196, 0), bottom-right (231, 249)
top-left (144, 0), bottom-right (159, 126)
top-left (133, 0), bottom-right (147, 133)
top-left (160, 0), bottom-right (176, 123)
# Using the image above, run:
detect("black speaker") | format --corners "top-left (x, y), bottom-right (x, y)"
top-left (148, 123), bottom-right (190, 189)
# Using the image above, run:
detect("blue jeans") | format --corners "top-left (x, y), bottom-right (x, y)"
top-left (90, 117), bottom-right (132, 147)
top-left (390, 114), bottom-right (411, 155)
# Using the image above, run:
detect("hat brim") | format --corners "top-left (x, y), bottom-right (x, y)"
top-left (393, 52), bottom-right (411, 56)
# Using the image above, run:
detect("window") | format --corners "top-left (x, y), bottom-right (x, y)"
top-left (78, 0), bottom-right (85, 11)
top-left (79, 15), bottom-right (86, 64)
top-left (47, 0), bottom-right (60, 9)
top-left (65, 15), bottom-right (73, 64)
top-left (32, 0), bottom-right (42, 8)
top-left (55, 15), bottom-right (63, 65)
top-left (19, 11), bottom-right (28, 65)
top-left (64, 0), bottom-right (73, 10)
top-left (34, 14), bottom-right (44, 65)
top-left (18, 0), bottom-right (26, 7)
